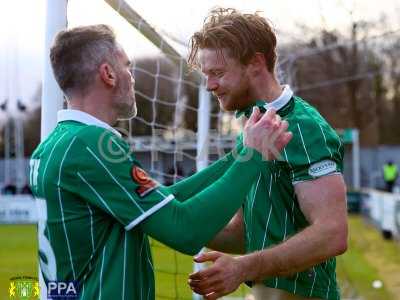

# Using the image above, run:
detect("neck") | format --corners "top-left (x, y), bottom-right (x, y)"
top-left (67, 91), bottom-right (117, 126)
top-left (249, 72), bottom-right (282, 103)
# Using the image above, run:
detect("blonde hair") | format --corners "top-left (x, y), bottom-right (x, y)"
top-left (188, 8), bottom-right (277, 72)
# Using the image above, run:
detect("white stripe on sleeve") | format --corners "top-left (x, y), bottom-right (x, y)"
top-left (124, 194), bottom-right (175, 231)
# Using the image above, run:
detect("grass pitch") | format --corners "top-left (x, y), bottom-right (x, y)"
top-left (1, 216), bottom-right (399, 300)
top-left (0, 224), bottom-right (38, 300)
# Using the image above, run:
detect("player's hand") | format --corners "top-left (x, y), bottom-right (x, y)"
top-left (243, 107), bottom-right (292, 160)
top-left (188, 251), bottom-right (245, 299)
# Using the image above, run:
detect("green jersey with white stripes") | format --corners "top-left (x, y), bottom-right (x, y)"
top-left (238, 89), bottom-right (344, 299)
top-left (30, 110), bottom-right (175, 300)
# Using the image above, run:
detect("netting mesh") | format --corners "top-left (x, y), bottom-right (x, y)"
top-left (65, 1), bottom-right (400, 298)
top-left (66, 1), bottom-right (249, 298)
top-left (98, 2), bottom-right (248, 299)
top-left (123, 52), bottom-right (248, 300)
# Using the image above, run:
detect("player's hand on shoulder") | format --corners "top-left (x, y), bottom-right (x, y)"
top-left (243, 107), bottom-right (292, 160)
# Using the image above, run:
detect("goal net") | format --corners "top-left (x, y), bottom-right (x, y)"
top-left (42, 0), bottom-right (376, 298)
top-left (66, 0), bottom-right (249, 299)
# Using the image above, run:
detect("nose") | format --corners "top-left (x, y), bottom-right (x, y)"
top-left (206, 76), bottom-right (218, 92)
top-left (130, 74), bottom-right (135, 87)
top-left (129, 68), bottom-right (135, 84)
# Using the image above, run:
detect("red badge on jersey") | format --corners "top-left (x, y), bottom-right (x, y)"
top-left (131, 166), bottom-right (159, 197)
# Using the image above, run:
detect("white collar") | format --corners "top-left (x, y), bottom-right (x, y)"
top-left (57, 109), bottom-right (122, 138)
top-left (263, 85), bottom-right (293, 111)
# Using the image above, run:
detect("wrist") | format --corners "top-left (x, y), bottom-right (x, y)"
top-left (237, 252), bottom-right (261, 282)
top-left (238, 146), bottom-right (263, 163)
top-left (238, 250), bottom-right (280, 283)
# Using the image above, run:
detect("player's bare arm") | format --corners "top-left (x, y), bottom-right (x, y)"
top-left (205, 109), bottom-right (290, 254)
top-left (189, 174), bottom-right (347, 299)
top-left (206, 110), bottom-right (291, 254)
top-left (206, 209), bottom-right (245, 254)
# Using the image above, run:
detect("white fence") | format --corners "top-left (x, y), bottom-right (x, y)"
top-left (0, 194), bottom-right (36, 223)
top-left (361, 188), bottom-right (400, 239)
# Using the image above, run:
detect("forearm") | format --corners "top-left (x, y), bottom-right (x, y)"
top-left (169, 143), bottom-right (242, 201)
top-left (142, 147), bottom-right (261, 255)
top-left (240, 221), bottom-right (347, 281)
top-left (207, 210), bottom-right (245, 254)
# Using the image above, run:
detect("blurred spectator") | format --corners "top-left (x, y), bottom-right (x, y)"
top-left (21, 184), bottom-right (32, 195)
top-left (2, 184), bottom-right (17, 195)
top-left (164, 163), bottom-right (184, 186)
top-left (383, 161), bottom-right (398, 193)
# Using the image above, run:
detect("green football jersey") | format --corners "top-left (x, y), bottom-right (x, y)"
top-left (30, 110), bottom-right (175, 300)
top-left (238, 86), bottom-right (344, 299)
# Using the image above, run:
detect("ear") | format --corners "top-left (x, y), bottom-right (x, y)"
top-left (247, 52), bottom-right (267, 76)
top-left (99, 63), bottom-right (117, 87)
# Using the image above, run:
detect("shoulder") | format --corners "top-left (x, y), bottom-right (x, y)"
top-left (73, 125), bottom-right (127, 149)
top-left (38, 125), bottom-right (130, 166)
top-left (31, 124), bottom-right (82, 160)
top-left (280, 96), bottom-right (343, 165)
top-left (74, 125), bottom-right (113, 141)
top-left (285, 96), bottom-right (340, 145)
top-left (74, 125), bottom-right (135, 165)
top-left (285, 97), bottom-right (331, 130)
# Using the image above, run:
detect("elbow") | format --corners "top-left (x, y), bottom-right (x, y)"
top-left (333, 233), bottom-right (348, 256)
top-left (325, 221), bottom-right (348, 257)
top-left (175, 235), bottom-right (204, 256)
top-left (180, 245), bottom-right (202, 256)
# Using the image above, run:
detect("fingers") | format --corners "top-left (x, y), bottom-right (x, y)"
top-left (246, 107), bottom-right (261, 126)
top-left (273, 114), bottom-right (282, 129)
top-left (263, 120), bottom-right (292, 160)
top-left (194, 251), bottom-right (222, 263)
top-left (204, 292), bottom-right (222, 300)
top-left (280, 119), bottom-right (289, 132)
top-left (190, 279), bottom-right (227, 300)
top-left (263, 107), bottom-right (276, 121)
top-left (189, 266), bottom-right (219, 282)
top-left (269, 119), bottom-right (289, 144)
top-left (190, 253), bottom-right (222, 281)
top-left (273, 121), bottom-right (291, 148)
top-left (205, 291), bottom-right (224, 300)
top-left (279, 132), bottom-right (293, 149)
top-left (190, 277), bottom-right (222, 296)
top-left (189, 252), bottom-right (227, 297)
top-left (189, 264), bottom-right (223, 297)
top-left (257, 108), bottom-right (279, 130)
top-left (243, 107), bottom-right (292, 160)
top-left (260, 108), bottom-right (277, 124)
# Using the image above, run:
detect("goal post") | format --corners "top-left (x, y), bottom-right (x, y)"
top-left (39, 1), bottom-right (68, 299)
top-left (104, 0), bottom-right (184, 66)
top-left (41, 0), bottom-right (67, 140)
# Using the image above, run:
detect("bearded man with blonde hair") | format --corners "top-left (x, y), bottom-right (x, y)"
top-left (188, 8), bottom-right (347, 300)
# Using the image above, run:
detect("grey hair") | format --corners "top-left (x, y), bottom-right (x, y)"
top-left (50, 24), bottom-right (119, 97)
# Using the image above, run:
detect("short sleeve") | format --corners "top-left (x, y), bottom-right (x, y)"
top-left (62, 126), bottom-right (174, 230)
top-left (279, 117), bottom-right (344, 184)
